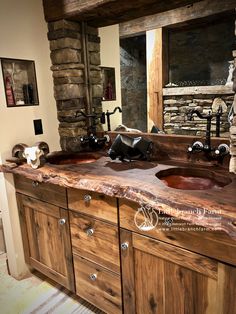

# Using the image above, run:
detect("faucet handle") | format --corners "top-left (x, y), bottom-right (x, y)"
top-left (215, 144), bottom-right (229, 156)
top-left (188, 141), bottom-right (204, 153)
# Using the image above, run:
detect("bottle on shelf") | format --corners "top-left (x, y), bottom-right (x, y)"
top-left (5, 75), bottom-right (15, 106)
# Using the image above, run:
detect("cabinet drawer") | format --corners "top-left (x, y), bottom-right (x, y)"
top-left (14, 174), bottom-right (67, 208)
top-left (70, 211), bottom-right (120, 273)
top-left (74, 255), bottom-right (122, 314)
top-left (119, 199), bottom-right (236, 266)
top-left (68, 188), bottom-right (117, 224)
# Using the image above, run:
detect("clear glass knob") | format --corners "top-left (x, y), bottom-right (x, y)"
top-left (58, 218), bottom-right (66, 225)
top-left (121, 242), bottom-right (129, 250)
top-left (86, 228), bottom-right (94, 236)
top-left (89, 273), bottom-right (97, 281)
top-left (32, 181), bottom-right (39, 187)
top-left (84, 194), bottom-right (92, 202)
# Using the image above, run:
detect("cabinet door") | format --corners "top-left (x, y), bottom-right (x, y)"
top-left (120, 229), bottom-right (236, 314)
top-left (17, 193), bottom-right (75, 292)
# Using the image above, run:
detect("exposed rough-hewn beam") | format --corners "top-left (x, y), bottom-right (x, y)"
top-left (119, 0), bottom-right (236, 37)
top-left (43, 0), bottom-right (202, 27)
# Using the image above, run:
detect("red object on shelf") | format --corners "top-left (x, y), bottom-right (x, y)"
top-left (5, 75), bottom-right (15, 106)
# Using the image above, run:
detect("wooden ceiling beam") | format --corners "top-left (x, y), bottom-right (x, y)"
top-left (42, 0), bottom-right (203, 27)
top-left (119, 0), bottom-right (236, 38)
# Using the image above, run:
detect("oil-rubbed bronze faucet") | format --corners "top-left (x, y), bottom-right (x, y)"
top-left (187, 107), bottom-right (229, 158)
top-left (75, 110), bottom-right (108, 149)
top-left (105, 107), bottom-right (122, 131)
top-left (187, 109), bottom-right (214, 151)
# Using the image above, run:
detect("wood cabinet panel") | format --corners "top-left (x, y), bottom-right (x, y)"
top-left (133, 233), bottom-right (217, 279)
top-left (17, 193), bottom-right (74, 291)
top-left (74, 255), bottom-right (122, 314)
top-left (14, 174), bottom-right (67, 208)
top-left (120, 229), bottom-right (236, 314)
top-left (68, 188), bottom-right (118, 224)
top-left (119, 199), bottom-right (236, 266)
top-left (70, 211), bottom-right (120, 273)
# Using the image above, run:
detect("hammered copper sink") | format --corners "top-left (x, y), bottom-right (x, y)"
top-left (156, 167), bottom-right (232, 190)
top-left (46, 151), bottom-right (103, 165)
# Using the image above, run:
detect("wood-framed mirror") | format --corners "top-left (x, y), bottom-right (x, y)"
top-left (119, 10), bottom-right (235, 138)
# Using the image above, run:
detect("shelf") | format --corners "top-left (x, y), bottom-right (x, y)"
top-left (1, 58), bottom-right (39, 107)
top-left (163, 85), bottom-right (234, 96)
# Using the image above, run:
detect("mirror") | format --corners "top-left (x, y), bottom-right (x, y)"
top-left (101, 67), bottom-right (116, 101)
top-left (118, 14), bottom-right (235, 137)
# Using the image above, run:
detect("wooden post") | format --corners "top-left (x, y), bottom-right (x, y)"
top-left (147, 28), bottom-right (167, 131)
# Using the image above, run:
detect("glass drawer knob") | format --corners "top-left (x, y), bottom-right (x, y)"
top-left (121, 242), bottom-right (129, 250)
top-left (86, 228), bottom-right (94, 236)
top-left (84, 194), bottom-right (92, 202)
top-left (58, 218), bottom-right (66, 225)
top-left (32, 181), bottom-right (39, 187)
top-left (89, 273), bottom-right (97, 281)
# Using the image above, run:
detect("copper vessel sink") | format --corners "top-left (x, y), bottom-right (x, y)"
top-left (156, 167), bottom-right (232, 190)
top-left (46, 152), bottom-right (101, 165)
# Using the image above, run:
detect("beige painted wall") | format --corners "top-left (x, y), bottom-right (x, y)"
top-left (99, 25), bottom-right (122, 131)
top-left (0, 0), bottom-right (60, 278)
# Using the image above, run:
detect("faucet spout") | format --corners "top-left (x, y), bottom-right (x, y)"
top-left (105, 106), bottom-right (122, 131)
top-left (188, 109), bottom-right (213, 149)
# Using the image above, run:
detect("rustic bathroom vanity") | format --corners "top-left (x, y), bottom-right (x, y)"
top-left (1, 140), bottom-right (236, 313)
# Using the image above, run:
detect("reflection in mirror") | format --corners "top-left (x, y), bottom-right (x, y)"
top-left (120, 35), bottom-right (147, 132)
top-left (101, 67), bottom-right (116, 101)
top-left (118, 14), bottom-right (235, 137)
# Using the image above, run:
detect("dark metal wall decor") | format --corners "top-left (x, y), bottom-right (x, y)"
top-left (1, 58), bottom-right (39, 107)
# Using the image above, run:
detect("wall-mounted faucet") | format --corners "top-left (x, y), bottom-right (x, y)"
top-left (187, 107), bottom-right (229, 159)
top-left (75, 110), bottom-right (108, 149)
top-left (105, 106), bottom-right (122, 131)
top-left (187, 109), bottom-right (214, 151)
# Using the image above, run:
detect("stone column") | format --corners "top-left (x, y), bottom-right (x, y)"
top-left (47, 20), bottom-right (103, 152)
top-left (229, 53), bottom-right (236, 173)
top-left (229, 17), bottom-right (236, 173)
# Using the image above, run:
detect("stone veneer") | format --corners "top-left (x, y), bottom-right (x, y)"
top-left (163, 94), bottom-right (233, 137)
top-left (230, 47), bottom-right (236, 173)
top-left (47, 20), bottom-right (103, 152)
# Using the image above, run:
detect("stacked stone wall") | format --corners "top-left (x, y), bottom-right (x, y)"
top-left (230, 47), bottom-right (236, 173)
top-left (163, 94), bottom-right (233, 137)
top-left (47, 20), bottom-right (103, 151)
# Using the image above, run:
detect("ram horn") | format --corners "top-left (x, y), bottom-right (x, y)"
top-left (34, 142), bottom-right (50, 156)
top-left (12, 143), bottom-right (28, 159)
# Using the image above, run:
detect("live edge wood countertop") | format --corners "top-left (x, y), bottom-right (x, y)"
top-left (1, 153), bottom-right (236, 239)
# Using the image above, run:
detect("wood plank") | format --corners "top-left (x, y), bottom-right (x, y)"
top-left (70, 211), bottom-right (120, 273)
top-left (119, 199), bottom-right (236, 266)
top-left (132, 233), bottom-right (218, 279)
top-left (16, 193), bottom-right (31, 264)
top-left (14, 174), bottom-right (67, 208)
top-left (43, 0), bottom-right (201, 26)
top-left (68, 188), bottom-right (118, 224)
top-left (147, 28), bottom-right (164, 131)
top-left (29, 257), bottom-right (70, 289)
top-left (135, 250), bottom-right (164, 314)
top-left (163, 85), bottom-right (234, 96)
top-left (120, 229), bottom-right (136, 314)
top-left (60, 207), bottom-right (75, 292)
top-left (21, 195), bottom-right (61, 218)
top-left (74, 255), bottom-right (122, 314)
top-left (217, 263), bottom-right (236, 314)
top-left (164, 261), bottom-right (217, 314)
top-left (119, 0), bottom-right (236, 37)
top-left (18, 194), bottom-right (75, 291)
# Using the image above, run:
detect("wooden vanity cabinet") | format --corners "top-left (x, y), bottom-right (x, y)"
top-left (120, 229), bottom-right (236, 314)
top-left (15, 176), bottom-right (75, 292)
top-left (68, 188), bottom-right (122, 314)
